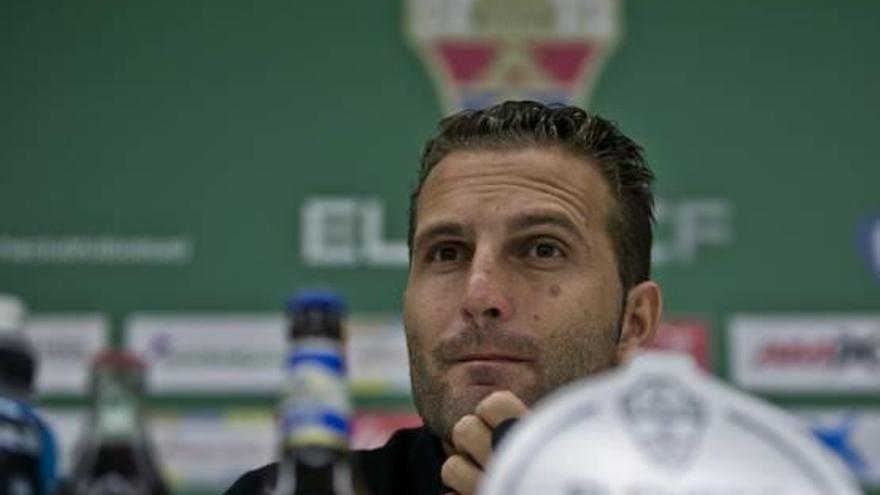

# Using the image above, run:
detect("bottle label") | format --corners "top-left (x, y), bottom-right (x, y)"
top-left (0, 398), bottom-right (41, 456)
top-left (279, 338), bottom-right (350, 450)
top-left (93, 372), bottom-right (139, 440)
top-left (0, 396), bottom-right (47, 495)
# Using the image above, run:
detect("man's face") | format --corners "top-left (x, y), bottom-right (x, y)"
top-left (403, 147), bottom-right (625, 440)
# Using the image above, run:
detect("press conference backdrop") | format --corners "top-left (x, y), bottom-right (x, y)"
top-left (2, 1), bottom-right (879, 494)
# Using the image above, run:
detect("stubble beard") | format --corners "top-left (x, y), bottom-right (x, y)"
top-left (405, 320), bottom-right (620, 442)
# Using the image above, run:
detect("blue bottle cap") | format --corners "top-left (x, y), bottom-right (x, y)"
top-left (284, 289), bottom-right (345, 315)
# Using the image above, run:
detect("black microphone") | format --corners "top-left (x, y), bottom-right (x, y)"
top-left (491, 418), bottom-right (519, 451)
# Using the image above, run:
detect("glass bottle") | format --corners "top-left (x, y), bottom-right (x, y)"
top-left (272, 290), bottom-right (361, 495)
top-left (66, 350), bottom-right (168, 495)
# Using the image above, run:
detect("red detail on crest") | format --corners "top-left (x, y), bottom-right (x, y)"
top-left (436, 41), bottom-right (498, 83)
top-left (530, 42), bottom-right (594, 86)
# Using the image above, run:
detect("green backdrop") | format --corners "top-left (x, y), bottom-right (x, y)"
top-left (2, 1), bottom-right (878, 493)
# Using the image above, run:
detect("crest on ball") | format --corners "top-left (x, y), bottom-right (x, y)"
top-left (620, 375), bottom-right (707, 469)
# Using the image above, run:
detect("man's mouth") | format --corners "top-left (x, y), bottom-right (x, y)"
top-left (451, 354), bottom-right (533, 387)
top-left (453, 353), bottom-right (532, 364)
top-left (433, 327), bottom-right (540, 367)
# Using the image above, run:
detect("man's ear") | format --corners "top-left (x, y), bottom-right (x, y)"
top-left (616, 280), bottom-right (662, 363)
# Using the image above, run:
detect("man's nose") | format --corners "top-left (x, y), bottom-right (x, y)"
top-left (462, 254), bottom-right (513, 325)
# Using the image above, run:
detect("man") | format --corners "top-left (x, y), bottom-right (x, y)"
top-left (225, 100), bottom-right (662, 495)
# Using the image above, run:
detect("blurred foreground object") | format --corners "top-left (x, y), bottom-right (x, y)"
top-left (0, 294), bottom-right (36, 401)
top-left (480, 351), bottom-right (863, 495)
top-left (0, 293), bottom-right (58, 495)
top-left (65, 350), bottom-right (168, 495)
top-left (272, 290), bottom-right (360, 495)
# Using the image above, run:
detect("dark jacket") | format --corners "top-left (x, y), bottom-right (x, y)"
top-left (223, 427), bottom-right (447, 495)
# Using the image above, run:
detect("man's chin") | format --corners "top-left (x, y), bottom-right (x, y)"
top-left (430, 386), bottom-right (493, 440)
top-left (440, 378), bottom-right (531, 427)
top-left (454, 382), bottom-right (500, 406)
top-left (415, 366), bottom-right (537, 439)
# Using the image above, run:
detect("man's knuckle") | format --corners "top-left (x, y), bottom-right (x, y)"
top-left (477, 391), bottom-right (509, 414)
top-left (493, 389), bottom-right (515, 400)
top-left (442, 455), bottom-right (466, 479)
top-left (453, 415), bottom-right (474, 437)
top-left (488, 391), bottom-right (509, 408)
top-left (441, 458), bottom-right (454, 479)
top-left (464, 414), bottom-right (481, 429)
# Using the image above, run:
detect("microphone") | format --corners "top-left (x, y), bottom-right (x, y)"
top-left (491, 418), bottom-right (519, 451)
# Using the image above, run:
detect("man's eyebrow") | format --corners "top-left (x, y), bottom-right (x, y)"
top-left (508, 211), bottom-right (586, 241)
top-left (413, 222), bottom-right (465, 248)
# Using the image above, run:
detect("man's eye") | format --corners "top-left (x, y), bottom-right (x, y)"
top-left (428, 244), bottom-right (461, 262)
top-left (527, 241), bottom-right (564, 259)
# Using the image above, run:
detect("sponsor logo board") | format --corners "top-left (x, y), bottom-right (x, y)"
top-left (153, 410), bottom-right (424, 487)
top-left (126, 313), bottom-right (411, 394)
top-left (41, 408), bottom-right (276, 491)
top-left (26, 315), bottom-right (109, 395)
top-left (729, 315), bottom-right (880, 393)
top-left (151, 410), bottom-right (275, 489)
top-left (126, 314), bottom-right (286, 393)
top-left (647, 318), bottom-right (712, 371)
top-left (347, 315), bottom-right (411, 396)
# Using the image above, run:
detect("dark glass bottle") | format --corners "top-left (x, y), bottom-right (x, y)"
top-left (65, 350), bottom-right (169, 495)
top-left (272, 290), bottom-right (360, 495)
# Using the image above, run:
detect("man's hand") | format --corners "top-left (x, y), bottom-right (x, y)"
top-left (441, 391), bottom-right (528, 495)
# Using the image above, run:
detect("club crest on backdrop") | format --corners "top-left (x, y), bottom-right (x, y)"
top-left (404, 0), bottom-right (621, 112)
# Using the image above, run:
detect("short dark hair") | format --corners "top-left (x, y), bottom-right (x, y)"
top-left (407, 100), bottom-right (656, 291)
